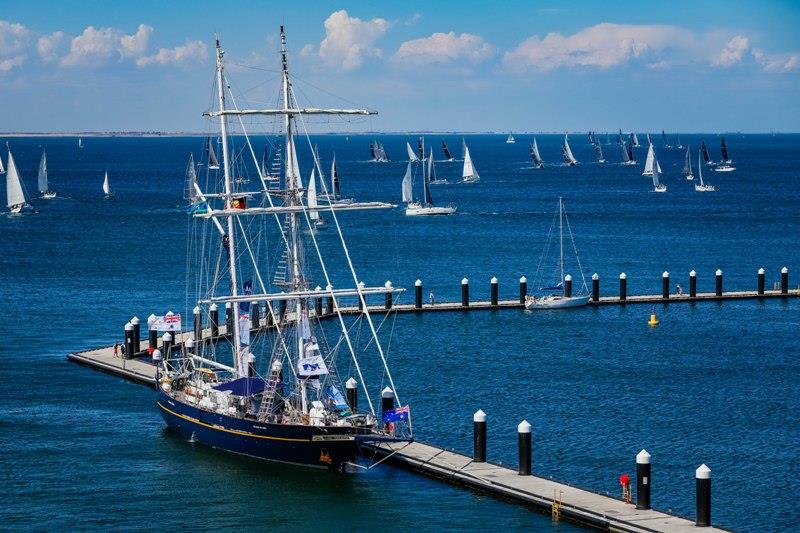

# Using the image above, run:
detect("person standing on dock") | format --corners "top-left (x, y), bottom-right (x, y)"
top-left (429, 290), bottom-right (435, 306)
top-left (676, 284), bottom-right (683, 296)
top-left (619, 473), bottom-right (631, 504)
top-left (113, 343), bottom-right (119, 358)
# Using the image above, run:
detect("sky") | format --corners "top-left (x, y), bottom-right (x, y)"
top-left (1, 0), bottom-right (799, 133)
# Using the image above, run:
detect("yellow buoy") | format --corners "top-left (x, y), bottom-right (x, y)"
top-left (648, 313), bottom-right (659, 326)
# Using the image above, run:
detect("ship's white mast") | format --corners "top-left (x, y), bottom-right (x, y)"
top-left (559, 197), bottom-right (564, 288)
top-left (215, 39), bottom-right (244, 377)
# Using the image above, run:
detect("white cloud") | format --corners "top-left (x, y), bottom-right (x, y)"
top-left (316, 10), bottom-right (390, 70)
top-left (712, 35), bottom-right (750, 67)
top-left (392, 32), bottom-right (494, 67)
top-left (120, 24), bottom-right (153, 58)
top-left (503, 22), bottom-right (691, 72)
top-left (136, 40), bottom-right (207, 67)
top-left (752, 48), bottom-right (800, 72)
top-left (0, 19), bottom-right (29, 72)
top-left (37, 31), bottom-right (65, 62)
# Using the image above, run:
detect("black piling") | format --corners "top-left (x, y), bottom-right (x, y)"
top-left (636, 449), bottom-right (651, 510)
top-left (662, 271), bottom-right (670, 299)
top-left (473, 410), bottom-right (487, 462)
top-left (619, 273), bottom-right (627, 301)
top-left (519, 276), bottom-right (527, 304)
top-left (381, 387), bottom-right (394, 427)
top-left (564, 274), bottom-right (573, 298)
top-left (517, 420), bottom-right (531, 475)
top-left (490, 277), bottom-right (498, 307)
top-left (757, 268), bottom-right (765, 295)
top-left (385, 281), bottom-right (393, 310)
top-left (225, 302), bottom-right (233, 333)
top-left (314, 287), bottom-right (323, 317)
top-left (414, 279), bottom-right (422, 309)
top-left (781, 267), bottom-right (789, 294)
top-left (461, 278), bottom-right (470, 307)
top-left (689, 270), bottom-right (697, 298)
top-left (210, 304), bottom-right (219, 338)
top-left (592, 273), bottom-right (600, 302)
top-left (326, 285), bottom-right (334, 315)
top-left (148, 314), bottom-right (158, 354)
top-left (715, 269), bottom-right (723, 297)
top-left (131, 316), bottom-right (141, 354)
top-left (124, 322), bottom-right (134, 360)
top-left (695, 464), bottom-right (711, 527)
top-left (346, 377), bottom-right (358, 412)
top-left (251, 301), bottom-right (260, 330)
top-left (193, 306), bottom-right (202, 342)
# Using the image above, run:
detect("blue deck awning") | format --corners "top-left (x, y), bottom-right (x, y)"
top-left (213, 377), bottom-right (266, 396)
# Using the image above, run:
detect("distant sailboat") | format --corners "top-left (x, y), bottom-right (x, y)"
top-left (462, 140), bottom-right (480, 182)
top-left (630, 132), bottom-right (640, 147)
top-left (700, 140), bottom-right (713, 165)
top-left (652, 151), bottom-right (667, 192)
top-left (205, 137), bottom-right (220, 170)
top-left (427, 147), bottom-right (447, 184)
top-left (417, 137), bottom-right (425, 159)
top-left (406, 142), bottom-right (419, 162)
top-left (662, 130), bottom-right (671, 148)
top-left (605, 132), bottom-right (612, 145)
top-left (675, 134), bottom-right (684, 149)
top-left (6, 147), bottom-right (33, 214)
top-left (683, 147), bottom-right (694, 180)
top-left (525, 197), bottom-right (590, 310)
top-left (306, 168), bottom-right (327, 229)
top-left (530, 138), bottom-right (544, 168)
top-left (441, 140), bottom-right (454, 162)
top-left (626, 143), bottom-right (636, 164)
top-left (562, 135), bottom-right (577, 166)
top-left (642, 144), bottom-right (661, 175)
top-left (646, 133), bottom-right (652, 146)
top-left (102, 171), bottom-right (111, 197)
top-left (594, 141), bottom-right (605, 163)
top-left (0, 153), bottom-right (5, 174)
top-left (38, 149), bottom-right (56, 198)
top-left (621, 142), bottom-right (634, 165)
top-left (695, 152), bottom-right (715, 192)
top-left (78, 138), bottom-right (84, 149)
top-left (403, 150), bottom-right (456, 216)
top-left (369, 140), bottom-right (388, 162)
top-left (185, 153), bottom-right (199, 204)
top-left (506, 132), bottom-right (516, 144)
top-left (617, 129), bottom-right (624, 145)
top-left (715, 137), bottom-right (735, 172)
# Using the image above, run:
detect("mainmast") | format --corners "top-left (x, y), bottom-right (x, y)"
top-left (215, 39), bottom-right (245, 377)
top-left (280, 26), bottom-right (309, 415)
top-left (559, 197), bottom-right (564, 289)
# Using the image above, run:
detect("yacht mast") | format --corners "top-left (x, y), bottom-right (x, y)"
top-left (279, 26), bottom-right (309, 415)
top-left (215, 39), bottom-right (244, 377)
top-left (559, 197), bottom-right (564, 288)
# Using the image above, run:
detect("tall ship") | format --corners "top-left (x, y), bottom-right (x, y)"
top-left (157, 28), bottom-right (410, 470)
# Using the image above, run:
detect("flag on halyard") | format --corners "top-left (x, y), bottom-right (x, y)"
top-left (232, 196), bottom-right (247, 209)
top-left (383, 405), bottom-right (410, 423)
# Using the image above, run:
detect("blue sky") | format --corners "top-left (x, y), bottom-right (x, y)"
top-left (1, 0), bottom-right (799, 132)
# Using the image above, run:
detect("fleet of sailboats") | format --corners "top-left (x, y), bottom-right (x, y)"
top-left (403, 145), bottom-right (456, 216)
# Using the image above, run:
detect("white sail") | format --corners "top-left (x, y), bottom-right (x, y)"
top-left (401, 162), bottom-right (413, 203)
top-left (307, 168), bottom-right (319, 220)
top-left (562, 135), bottom-right (577, 165)
top-left (643, 144), bottom-right (654, 175)
top-left (102, 171), bottom-right (110, 195)
top-left (462, 142), bottom-right (480, 181)
top-left (532, 138), bottom-right (542, 164)
top-left (286, 136), bottom-right (302, 192)
top-left (0, 152), bottom-right (5, 174)
top-left (185, 153), bottom-right (198, 201)
top-left (406, 142), bottom-right (419, 162)
top-left (698, 153), bottom-right (705, 186)
top-left (6, 150), bottom-right (28, 208)
top-left (38, 150), bottom-right (48, 193)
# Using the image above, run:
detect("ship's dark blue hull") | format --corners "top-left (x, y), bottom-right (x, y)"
top-left (157, 391), bottom-right (368, 469)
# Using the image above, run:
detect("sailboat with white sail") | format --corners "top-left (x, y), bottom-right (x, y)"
top-left (506, 132), bottom-right (516, 144)
top-left (662, 130), bottom-right (671, 148)
top-left (652, 151), bottom-right (667, 192)
top-left (5, 147), bottom-right (33, 214)
top-left (594, 141), bottom-right (605, 163)
top-left (714, 137), bottom-right (735, 172)
top-left (406, 141), bottom-right (419, 163)
top-left (404, 145), bottom-right (455, 215)
top-left (683, 146), bottom-right (694, 180)
top-left (205, 137), bottom-right (220, 170)
top-left (306, 168), bottom-right (327, 229)
top-left (620, 142), bottom-right (634, 165)
top-left (530, 138), bottom-right (544, 168)
top-left (630, 132), bottom-right (640, 147)
top-left (695, 152), bottom-right (715, 192)
top-left (562, 134), bottom-right (577, 166)
top-left (38, 149), bottom-right (56, 198)
top-left (642, 143), bottom-right (661, 175)
top-left (369, 140), bottom-right (388, 162)
top-left (525, 197), bottom-right (590, 309)
top-left (102, 171), bottom-right (112, 197)
top-left (158, 29), bottom-right (410, 471)
top-left (78, 138), bottom-right (84, 149)
top-left (675, 134), bottom-right (684, 149)
top-left (0, 153), bottom-right (5, 174)
top-left (462, 139), bottom-right (480, 182)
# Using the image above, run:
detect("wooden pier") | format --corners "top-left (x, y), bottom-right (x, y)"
top-left (363, 440), bottom-right (729, 532)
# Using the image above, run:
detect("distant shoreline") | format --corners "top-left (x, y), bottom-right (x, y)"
top-left (0, 131), bottom-right (792, 137)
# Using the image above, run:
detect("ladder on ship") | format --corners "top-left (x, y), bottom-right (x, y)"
top-left (257, 364), bottom-right (283, 422)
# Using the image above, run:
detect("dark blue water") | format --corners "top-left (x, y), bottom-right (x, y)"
top-left (1, 134), bottom-right (798, 532)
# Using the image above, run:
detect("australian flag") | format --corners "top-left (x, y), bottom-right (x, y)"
top-left (382, 405), bottom-right (410, 423)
